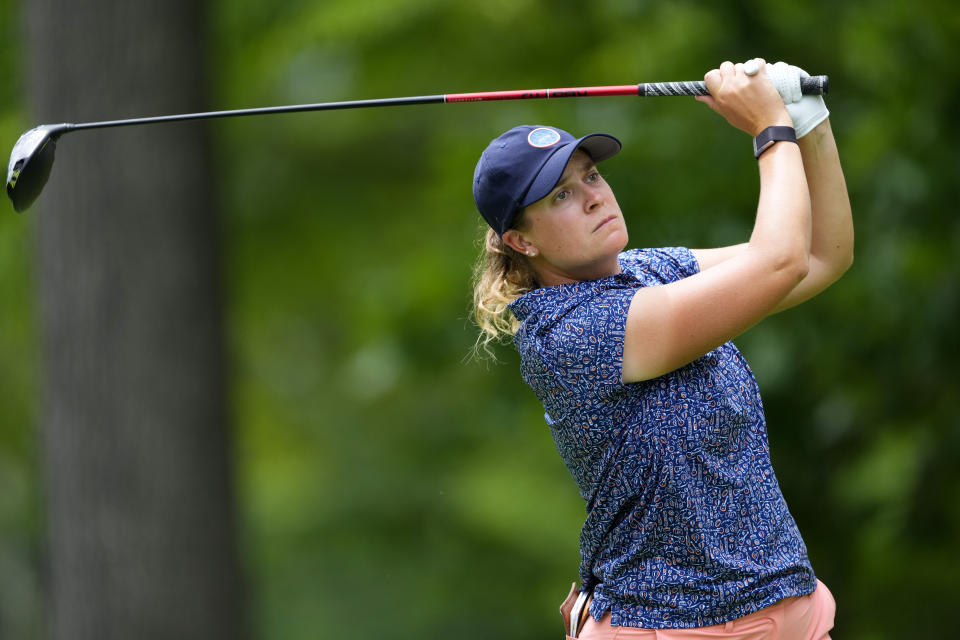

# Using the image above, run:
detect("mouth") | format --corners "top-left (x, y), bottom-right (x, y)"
top-left (593, 215), bottom-right (617, 232)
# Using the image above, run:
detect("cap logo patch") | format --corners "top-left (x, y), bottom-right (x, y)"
top-left (527, 127), bottom-right (562, 148)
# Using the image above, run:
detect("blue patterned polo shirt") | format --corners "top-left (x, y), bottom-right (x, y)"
top-left (508, 247), bottom-right (816, 629)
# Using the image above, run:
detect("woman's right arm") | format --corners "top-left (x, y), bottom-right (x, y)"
top-left (620, 60), bottom-right (811, 383)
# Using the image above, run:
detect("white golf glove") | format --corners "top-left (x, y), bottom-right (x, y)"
top-left (765, 61), bottom-right (829, 138)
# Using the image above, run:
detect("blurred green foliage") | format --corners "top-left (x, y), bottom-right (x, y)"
top-left (0, 0), bottom-right (44, 635)
top-left (2, 0), bottom-right (959, 638)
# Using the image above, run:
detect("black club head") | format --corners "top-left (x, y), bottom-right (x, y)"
top-left (6, 125), bottom-right (69, 213)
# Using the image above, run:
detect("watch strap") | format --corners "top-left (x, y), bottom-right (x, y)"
top-left (753, 125), bottom-right (798, 158)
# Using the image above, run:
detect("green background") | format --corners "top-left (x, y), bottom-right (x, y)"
top-left (1, 0), bottom-right (958, 637)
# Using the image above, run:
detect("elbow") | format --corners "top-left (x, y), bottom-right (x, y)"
top-left (840, 247), bottom-right (854, 275)
top-left (826, 248), bottom-right (854, 287)
top-left (789, 255), bottom-right (810, 285)
top-left (844, 235), bottom-right (855, 272)
top-left (775, 247), bottom-right (810, 284)
top-left (829, 239), bottom-right (855, 280)
top-left (748, 244), bottom-right (810, 285)
top-left (835, 223), bottom-right (855, 276)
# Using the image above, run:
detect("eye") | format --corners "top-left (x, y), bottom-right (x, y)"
top-left (586, 171), bottom-right (601, 183)
top-left (553, 189), bottom-right (569, 202)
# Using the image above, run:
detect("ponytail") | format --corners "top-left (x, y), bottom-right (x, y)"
top-left (471, 216), bottom-right (539, 358)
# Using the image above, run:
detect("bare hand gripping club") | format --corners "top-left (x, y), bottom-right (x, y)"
top-left (6, 76), bottom-right (828, 212)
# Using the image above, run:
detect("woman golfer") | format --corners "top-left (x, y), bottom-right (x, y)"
top-left (471, 59), bottom-right (851, 639)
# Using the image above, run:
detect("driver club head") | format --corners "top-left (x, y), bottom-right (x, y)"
top-left (6, 124), bottom-right (70, 213)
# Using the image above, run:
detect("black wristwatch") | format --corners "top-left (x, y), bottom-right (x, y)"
top-left (753, 126), bottom-right (798, 158)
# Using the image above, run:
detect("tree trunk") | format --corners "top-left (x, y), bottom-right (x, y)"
top-left (24, 1), bottom-right (246, 638)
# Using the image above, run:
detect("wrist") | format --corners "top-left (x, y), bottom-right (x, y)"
top-left (787, 95), bottom-right (830, 138)
top-left (753, 126), bottom-right (798, 159)
top-left (750, 115), bottom-right (793, 137)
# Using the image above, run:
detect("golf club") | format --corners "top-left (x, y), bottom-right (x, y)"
top-left (6, 76), bottom-right (827, 213)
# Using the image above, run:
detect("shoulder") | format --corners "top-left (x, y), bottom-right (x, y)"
top-left (511, 278), bottom-right (639, 391)
top-left (619, 247), bottom-right (700, 283)
top-left (510, 277), bottom-right (638, 338)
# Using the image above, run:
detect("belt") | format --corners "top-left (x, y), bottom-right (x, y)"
top-left (559, 582), bottom-right (593, 638)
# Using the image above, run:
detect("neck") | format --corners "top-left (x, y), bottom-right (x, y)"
top-left (535, 255), bottom-right (622, 287)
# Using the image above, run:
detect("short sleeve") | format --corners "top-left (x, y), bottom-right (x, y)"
top-left (537, 285), bottom-right (637, 396)
top-left (619, 247), bottom-right (700, 284)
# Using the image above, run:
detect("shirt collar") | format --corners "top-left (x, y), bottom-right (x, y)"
top-left (509, 256), bottom-right (639, 321)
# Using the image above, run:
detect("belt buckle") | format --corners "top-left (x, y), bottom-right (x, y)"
top-left (569, 589), bottom-right (590, 637)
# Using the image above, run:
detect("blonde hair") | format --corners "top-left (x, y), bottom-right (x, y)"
top-left (471, 212), bottom-right (540, 358)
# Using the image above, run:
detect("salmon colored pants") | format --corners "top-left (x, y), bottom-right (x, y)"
top-left (573, 581), bottom-right (835, 640)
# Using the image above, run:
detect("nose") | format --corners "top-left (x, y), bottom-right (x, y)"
top-left (584, 182), bottom-right (604, 213)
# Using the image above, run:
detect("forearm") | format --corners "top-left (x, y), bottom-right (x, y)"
top-left (749, 136), bottom-right (812, 272)
top-left (624, 138), bottom-right (811, 382)
top-left (799, 119), bottom-right (854, 270)
top-left (693, 60), bottom-right (849, 314)
top-left (768, 119), bottom-right (853, 312)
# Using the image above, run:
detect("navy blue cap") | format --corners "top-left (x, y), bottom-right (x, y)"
top-left (473, 125), bottom-right (621, 236)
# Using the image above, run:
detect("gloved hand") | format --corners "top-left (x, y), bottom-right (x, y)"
top-left (765, 61), bottom-right (829, 138)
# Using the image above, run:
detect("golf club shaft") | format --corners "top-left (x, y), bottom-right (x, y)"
top-left (62, 77), bottom-right (828, 132)
top-left (6, 75), bottom-right (830, 212)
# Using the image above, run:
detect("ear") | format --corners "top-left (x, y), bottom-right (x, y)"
top-left (502, 229), bottom-right (535, 256)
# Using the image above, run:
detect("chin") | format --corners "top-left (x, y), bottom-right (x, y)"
top-left (606, 226), bottom-right (629, 253)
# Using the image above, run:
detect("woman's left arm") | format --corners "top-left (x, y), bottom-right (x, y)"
top-left (769, 118), bottom-right (853, 312)
top-left (693, 118), bottom-right (853, 311)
